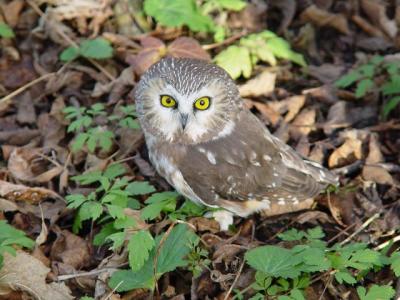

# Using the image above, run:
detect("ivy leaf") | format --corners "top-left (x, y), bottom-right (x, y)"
top-left (245, 246), bottom-right (302, 279)
top-left (214, 45), bottom-right (252, 79)
top-left (128, 230), bottom-right (155, 271)
top-left (0, 22), bottom-right (15, 38)
top-left (356, 285), bottom-right (395, 300)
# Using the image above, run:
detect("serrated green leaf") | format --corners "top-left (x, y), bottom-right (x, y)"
top-left (355, 78), bottom-right (374, 98)
top-left (107, 232), bottom-right (126, 250)
top-left (214, 0), bottom-right (246, 11)
top-left (382, 96), bottom-right (400, 119)
top-left (79, 201), bottom-right (103, 222)
top-left (128, 230), bottom-right (155, 271)
top-left (80, 38), bottom-right (113, 59)
top-left (390, 252), bottom-right (400, 276)
top-left (278, 228), bottom-right (305, 241)
top-left (72, 133), bottom-right (89, 152)
top-left (245, 246), bottom-right (302, 279)
top-left (357, 284), bottom-right (395, 300)
top-left (0, 23), bottom-right (14, 38)
top-left (144, 0), bottom-right (214, 32)
top-left (66, 194), bottom-right (88, 209)
top-left (214, 45), bottom-right (252, 79)
top-left (381, 76), bottom-right (400, 95)
top-left (126, 181), bottom-right (156, 196)
top-left (106, 205), bottom-right (125, 219)
top-left (306, 227), bottom-right (325, 240)
top-left (109, 224), bottom-right (199, 291)
top-left (335, 71), bottom-right (362, 88)
top-left (93, 223), bottom-right (118, 246)
top-left (60, 46), bottom-right (80, 62)
top-left (335, 271), bottom-right (357, 284)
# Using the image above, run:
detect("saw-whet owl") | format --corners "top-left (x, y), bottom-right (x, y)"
top-left (135, 57), bottom-right (338, 230)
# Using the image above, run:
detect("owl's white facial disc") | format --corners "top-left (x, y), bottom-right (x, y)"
top-left (135, 58), bottom-right (242, 144)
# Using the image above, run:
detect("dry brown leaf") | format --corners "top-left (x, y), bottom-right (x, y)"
top-left (300, 4), bottom-right (350, 35)
top-left (290, 108), bottom-right (316, 140)
top-left (269, 0), bottom-right (296, 33)
top-left (360, 0), bottom-right (397, 39)
top-left (328, 138), bottom-right (363, 168)
top-left (268, 95), bottom-right (306, 123)
top-left (167, 37), bottom-right (211, 61)
top-left (0, 0), bottom-right (25, 27)
top-left (189, 217), bottom-right (220, 233)
top-left (8, 147), bottom-right (63, 183)
top-left (0, 179), bottom-right (61, 204)
top-left (16, 91), bottom-right (36, 125)
top-left (0, 251), bottom-right (73, 299)
top-left (239, 70), bottom-right (276, 97)
top-left (244, 99), bottom-right (281, 126)
top-left (362, 133), bottom-right (394, 185)
top-left (0, 128), bottom-right (41, 146)
top-left (50, 229), bottom-right (92, 270)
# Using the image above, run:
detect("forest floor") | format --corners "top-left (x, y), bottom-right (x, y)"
top-left (0, 1), bottom-right (400, 299)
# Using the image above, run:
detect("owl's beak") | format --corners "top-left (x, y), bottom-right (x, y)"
top-left (180, 113), bottom-right (189, 130)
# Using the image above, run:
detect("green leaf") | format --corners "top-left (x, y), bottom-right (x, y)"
top-left (106, 205), bottom-right (125, 219)
top-left (357, 285), bottom-right (395, 300)
top-left (381, 76), bottom-right (400, 95)
top-left (306, 227), bottom-right (325, 240)
top-left (0, 23), bottom-right (15, 38)
top-left (335, 71), bottom-right (362, 88)
top-left (66, 194), bottom-right (88, 209)
top-left (144, 0), bottom-right (214, 32)
top-left (390, 252), bottom-right (400, 276)
top-left (107, 232), bottom-right (126, 250)
top-left (72, 133), bottom-right (89, 152)
top-left (382, 96), bottom-right (400, 119)
top-left (334, 271), bottom-right (356, 284)
top-left (93, 223), bottom-right (118, 246)
top-left (128, 230), bottom-right (155, 271)
top-left (214, 45), bottom-right (252, 79)
top-left (245, 246), bottom-right (302, 279)
top-left (141, 192), bottom-right (178, 220)
top-left (60, 46), bottom-right (80, 62)
top-left (109, 224), bottom-right (199, 291)
top-left (126, 181), bottom-right (156, 196)
top-left (355, 78), bottom-right (374, 98)
top-left (104, 164), bottom-right (126, 180)
top-left (278, 228), bottom-right (305, 241)
top-left (80, 38), bottom-right (113, 59)
top-left (213, 0), bottom-right (246, 11)
top-left (79, 201), bottom-right (103, 222)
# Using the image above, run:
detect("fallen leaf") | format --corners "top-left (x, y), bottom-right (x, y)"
top-left (8, 147), bottom-right (63, 183)
top-left (361, 0), bottom-right (397, 39)
top-left (239, 70), bottom-right (276, 97)
top-left (300, 4), bottom-right (350, 35)
top-left (269, 0), bottom-right (296, 33)
top-left (328, 138), bottom-right (363, 168)
top-left (50, 229), bottom-right (92, 270)
top-left (0, 251), bottom-right (73, 299)
top-left (16, 91), bottom-right (36, 125)
top-left (167, 37), bottom-right (210, 61)
top-left (268, 95), bottom-right (306, 123)
top-left (189, 217), bottom-right (220, 233)
top-left (289, 108), bottom-right (316, 140)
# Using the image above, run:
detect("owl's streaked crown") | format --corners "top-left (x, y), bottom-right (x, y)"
top-left (135, 57), bottom-right (242, 144)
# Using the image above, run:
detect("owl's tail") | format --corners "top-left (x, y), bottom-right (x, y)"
top-left (304, 159), bottom-right (339, 186)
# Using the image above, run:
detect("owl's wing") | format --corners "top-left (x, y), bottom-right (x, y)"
top-left (178, 110), bottom-right (338, 214)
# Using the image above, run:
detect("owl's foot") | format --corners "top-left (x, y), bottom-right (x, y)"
top-left (204, 210), bottom-right (234, 231)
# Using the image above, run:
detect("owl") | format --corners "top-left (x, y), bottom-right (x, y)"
top-left (135, 57), bottom-right (338, 230)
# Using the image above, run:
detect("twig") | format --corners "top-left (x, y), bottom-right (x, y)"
top-left (0, 73), bottom-right (55, 104)
top-left (104, 280), bottom-right (124, 300)
top-left (27, 0), bottom-right (116, 81)
top-left (339, 212), bottom-right (380, 246)
top-left (202, 31), bottom-right (248, 50)
top-left (223, 258), bottom-right (245, 300)
top-left (57, 267), bottom-right (120, 281)
top-left (374, 235), bottom-right (400, 251)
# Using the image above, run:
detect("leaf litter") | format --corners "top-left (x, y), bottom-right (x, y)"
top-left (0, 0), bottom-right (399, 299)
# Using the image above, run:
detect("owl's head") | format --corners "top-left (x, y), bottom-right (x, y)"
top-left (135, 57), bottom-right (242, 144)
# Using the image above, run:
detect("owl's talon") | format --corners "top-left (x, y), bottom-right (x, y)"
top-left (204, 210), bottom-right (234, 231)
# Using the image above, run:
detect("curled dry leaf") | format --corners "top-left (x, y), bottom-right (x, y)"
top-left (328, 137), bottom-right (363, 168)
top-left (0, 251), bottom-right (73, 299)
top-left (269, 95), bottom-right (306, 123)
top-left (300, 4), bottom-right (350, 35)
top-left (239, 70), bottom-right (276, 98)
top-left (128, 36), bottom-right (210, 75)
top-left (245, 99), bottom-right (281, 126)
top-left (50, 229), bottom-right (92, 270)
top-left (189, 217), bottom-right (220, 233)
top-left (0, 179), bottom-right (61, 204)
top-left (360, 0), bottom-right (398, 39)
top-left (8, 147), bottom-right (63, 183)
top-left (362, 134), bottom-right (394, 185)
top-left (289, 108), bottom-right (316, 140)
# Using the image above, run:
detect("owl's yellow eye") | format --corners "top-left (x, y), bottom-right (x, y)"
top-left (160, 95), bottom-right (177, 108)
top-left (194, 97), bottom-right (211, 110)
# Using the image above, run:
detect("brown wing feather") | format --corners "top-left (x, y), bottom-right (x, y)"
top-left (178, 109), bottom-right (338, 208)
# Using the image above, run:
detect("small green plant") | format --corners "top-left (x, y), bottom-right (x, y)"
top-left (0, 220), bottom-right (35, 269)
top-left (240, 226), bottom-right (399, 299)
top-left (0, 22), bottom-right (14, 38)
top-left (335, 55), bottom-right (400, 119)
top-left (187, 242), bottom-right (211, 277)
top-left (63, 104), bottom-right (140, 153)
top-left (60, 38), bottom-right (113, 62)
top-left (214, 31), bottom-right (306, 79)
top-left (143, 0), bottom-right (246, 41)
